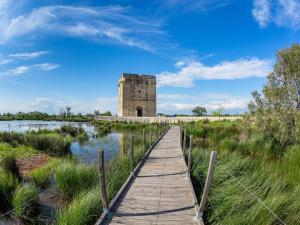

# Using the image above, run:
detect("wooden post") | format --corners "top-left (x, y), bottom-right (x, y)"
top-left (180, 125), bottom-right (183, 148)
top-left (187, 135), bottom-right (193, 177)
top-left (183, 129), bottom-right (186, 152)
top-left (142, 129), bottom-right (146, 153)
top-left (8, 124), bottom-right (11, 133)
top-left (130, 135), bottom-right (134, 176)
top-left (196, 151), bottom-right (217, 219)
top-left (98, 150), bottom-right (109, 211)
top-left (149, 128), bottom-right (152, 147)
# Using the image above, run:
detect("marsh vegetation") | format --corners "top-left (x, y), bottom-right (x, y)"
top-left (0, 120), bottom-right (165, 225)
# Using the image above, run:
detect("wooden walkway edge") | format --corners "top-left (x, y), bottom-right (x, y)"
top-left (96, 126), bottom-right (204, 225)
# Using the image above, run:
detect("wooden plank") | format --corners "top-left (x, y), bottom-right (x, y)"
top-left (102, 126), bottom-right (203, 225)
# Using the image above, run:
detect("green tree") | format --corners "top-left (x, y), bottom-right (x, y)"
top-left (192, 106), bottom-right (207, 116)
top-left (249, 44), bottom-right (300, 152)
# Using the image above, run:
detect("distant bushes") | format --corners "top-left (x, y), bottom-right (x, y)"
top-left (0, 111), bottom-right (93, 122)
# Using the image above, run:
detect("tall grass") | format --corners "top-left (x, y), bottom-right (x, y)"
top-left (12, 184), bottom-right (40, 224)
top-left (55, 143), bottom-right (146, 224)
top-left (25, 133), bottom-right (71, 156)
top-left (0, 171), bottom-right (19, 213)
top-left (27, 158), bottom-right (59, 189)
top-left (55, 162), bottom-right (98, 199)
top-left (0, 154), bottom-right (21, 180)
top-left (0, 143), bottom-right (37, 158)
top-left (55, 189), bottom-right (101, 225)
top-left (190, 148), bottom-right (300, 225)
top-left (0, 131), bottom-right (25, 147)
top-left (185, 120), bottom-right (300, 225)
top-left (0, 131), bottom-right (72, 156)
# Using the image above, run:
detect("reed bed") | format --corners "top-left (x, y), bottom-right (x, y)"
top-left (185, 120), bottom-right (300, 225)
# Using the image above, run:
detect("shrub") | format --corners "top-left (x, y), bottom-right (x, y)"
top-left (0, 154), bottom-right (21, 180)
top-left (25, 133), bottom-right (71, 156)
top-left (59, 125), bottom-right (85, 137)
top-left (13, 184), bottom-right (40, 224)
top-left (0, 171), bottom-right (19, 213)
top-left (55, 189), bottom-right (101, 225)
top-left (0, 132), bottom-right (25, 147)
top-left (55, 162), bottom-right (98, 199)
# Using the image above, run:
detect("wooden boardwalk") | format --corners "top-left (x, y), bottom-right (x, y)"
top-left (104, 126), bottom-right (201, 225)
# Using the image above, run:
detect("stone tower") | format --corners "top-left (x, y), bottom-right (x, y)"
top-left (118, 73), bottom-right (156, 117)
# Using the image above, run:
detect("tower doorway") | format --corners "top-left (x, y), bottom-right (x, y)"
top-left (135, 107), bottom-right (143, 117)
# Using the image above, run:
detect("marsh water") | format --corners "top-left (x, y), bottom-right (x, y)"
top-left (0, 120), bottom-right (132, 164)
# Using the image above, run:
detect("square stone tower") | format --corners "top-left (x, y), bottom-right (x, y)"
top-left (118, 73), bottom-right (156, 117)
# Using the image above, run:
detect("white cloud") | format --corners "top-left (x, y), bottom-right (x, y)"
top-left (0, 51), bottom-right (50, 65)
top-left (0, 96), bottom-right (119, 114)
top-left (252, 0), bottom-right (271, 27)
top-left (0, 5), bottom-right (167, 52)
top-left (34, 63), bottom-right (60, 71)
top-left (30, 98), bottom-right (62, 114)
top-left (2, 62), bottom-right (60, 76)
top-left (95, 97), bottom-right (118, 114)
top-left (7, 65), bottom-right (30, 76)
top-left (156, 58), bottom-right (273, 87)
top-left (158, 92), bottom-right (250, 113)
top-left (252, 0), bottom-right (300, 29)
top-left (8, 51), bottom-right (49, 60)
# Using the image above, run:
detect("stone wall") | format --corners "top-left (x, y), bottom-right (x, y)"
top-left (118, 73), bottom-right (156, 117)
top-left (95, 116), bottom-right (243, 123)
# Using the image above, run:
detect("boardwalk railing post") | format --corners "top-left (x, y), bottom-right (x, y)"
top-left (149, 128), bottom-right (152, 147)
top-left (98, 150), bottom-right (109, 212)
top-left (180, 125), bottom-right (183, 148)
top-left (186, 135), bottom-right (193, 177)
top-left (142, 129), bottom-right (146, 153)
top-left (130, 135), bottom-right (134, 176)
top-left (195, 151), bottom-right (217, 220)
top-left (183, 129), bottom-right (187, 152)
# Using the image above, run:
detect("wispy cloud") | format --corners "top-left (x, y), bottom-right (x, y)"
top-left (252, 0), bottom-right (271, 27)
top-left (160, 0), bottom-right (231, 12)
top-left (8, 51), bottom-right (50, 60)
top-left (34, 63), bottom-right (60, 71)
top-left (6, 65), bottom-right (30, 76)
top-left (156, 58), bottom-right (273, 87)
top-left (252, 0), bottom-right (300, 29)
top-left (0, 51), bottom-right (50, 65)
top-left (2, 63), bottom-right (60, 76)
top-left (0, 4), bottom-right (170, 52)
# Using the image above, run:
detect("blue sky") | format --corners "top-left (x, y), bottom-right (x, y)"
top-left (0, 0), bottom-right (300, 115)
